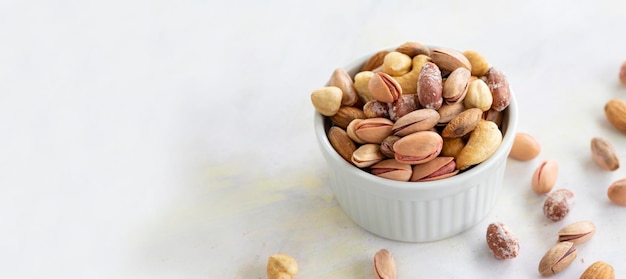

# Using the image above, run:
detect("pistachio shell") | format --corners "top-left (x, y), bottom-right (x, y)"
top-left (354, 117), bottom-right (394, 144)
top-left (380, 135), bottom-right (400, 158)
top-left (557, 220), bottom-right (595, 245)
top-left (373, 249), bottom-right (397, 279)
top-left (538, 241), bottom-right (577, 277)
top-left (393, 131), bottom-right (443, 164)
top-left (410, 157), bottom-right (458, 182)
top-left (591, 137), bottom-right (619, 171)
top-left (442, 67), bottom-right (470, 104)
top-left (531, 160), bottom-right (559, 194)
top-left (607, 178), bottom-right (626, 206)
top-left (395, 41), bottom-right (430, 57)
top-left (370, 159), bottom-right (412, 181)
top-left (346, 119), bottom-right (366, 144)
top-left (430, 48), bottom-right (472, 72)
top-left (509, 132), bottom-right (541, 161)
top-left (369, 72), bottom-right (402, 103)
top-left (329, 67), bottom-right (359, 106)
top-left (352, 144), bottom-right (385, 168)
top-left (392, 108), bottom-right (440, 136)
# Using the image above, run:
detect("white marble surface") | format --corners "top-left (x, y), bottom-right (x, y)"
top-left (2, 0), bottom-right (626, 278)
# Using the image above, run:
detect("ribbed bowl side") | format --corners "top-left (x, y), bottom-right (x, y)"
top-left (328, 159), bottom-right (507, 242)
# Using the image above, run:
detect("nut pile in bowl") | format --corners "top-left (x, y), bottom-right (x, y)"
top-left (311, 42), bottom-right (512, 182)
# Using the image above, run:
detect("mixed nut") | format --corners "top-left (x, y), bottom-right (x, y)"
top-left (311, 41), bottom-right (512, 181)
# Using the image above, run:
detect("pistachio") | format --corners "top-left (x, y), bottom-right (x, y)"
top-left (328, 126), bottom-right (357, 163)
top-left (395, 41), bottom-right (430, 57)
top-left (352, 143), bottom-right (385, 168)
top-left (437, 102), bottom-right (465, 125)
top-left (580, 261), bottom-right (615, 279)
top-left (485, 222), bottom-right (520, 260)
top-left (370, 159), bottom-right (412, 181)
top-left (392, 108), bottom-right (440, 136)
top-left (354, 71), bottom-right (375, 103)
top-left (538, 241), bottom-right (577, 277)
top-left (441, 108), bottom-right (483, 138)
top-left (482, 109), bottom-right (503, 127)
top-left (329, 67), bottom-right (359, 106)
top-left (346, 119), bottom-right (366, 144)
top-left (362, 50), bottom-right (391, 72)
top-left (417, 62), bottom-right (443, 110)
top-left (430, 48), bottom-right (472, 72)
top-left (373, 249), bottom-right (397, 279)
top-left (267, 254), bottom-right (298, 279)
top-left (509, 132), bottom-right (541, 161)
top-left (532, 160), bottom-right (559, 194)
top-left (410, 157), bottom-right (458, 182)
top-left (604, 98), bottom-right (626, 133)
top-left (441, 137), bottom-right (466, 158)
top-left (380, 135), bottom-right (401, 158)
top-left (311, 86), bottom-right (343, 116)
top-left (330, 106), bottom-right (366, 129)
top-left (442, 67), bottom-right (470, 104)
top-left (557, 220), bottom-right (595, 245)
top-left (590, 137), bottom-right (619, 171)
top-left (382, 51), bottom-right (412, 76)
top-left (607, 178), bottom-right (626, 206)
top-left (388, 94), bottom-right (421, 121)
top-left (463, 50), bottom-right (489, 76)
top-left (544, 189), bottom-right (575, 222)
top-left (363, 100), bottom-right (390, 119)
top-left (485, 67), bottom-right (511, 112)
top-left (393, 54), bottom-right (431, 95)
top-left (456, 120), bottom-right (502, 170)
top-left (354, 117), bottom-right (394, 144)
top-left (393, 131), bottom-right (443, 164)
top-left (464, 79), bottom-right (493, 111)
top-left (369, 72), bottom-right (402, 103)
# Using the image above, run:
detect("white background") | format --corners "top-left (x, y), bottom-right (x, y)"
top-left (2, 0), bottom-right (626, 278)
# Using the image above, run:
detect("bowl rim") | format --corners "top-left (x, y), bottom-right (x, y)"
top-left (313, 50), bottom-right (519, 192)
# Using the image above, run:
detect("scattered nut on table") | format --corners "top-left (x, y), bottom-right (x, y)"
top-left (543, 189), bottom-right (574, 222)
top-left (557, 220), bottom-right (595, 245)
top-left (604, 98), bottom-right (626, 134)
top-left (580, 261), bottom-right (615, 279)
top-left (531, 160), bottom-right (558, 194)
top-left (485, 222), bottom-right (520, 260)
top-left (607, 178), bottom-right (626, 206)
top-left (374, 249), bottom-right (397, 279)
top-left (508, 132), bottom-right (541, 161)
top-left (590, 137), bottom-right (619, 171)
top-left (267, 254), bottom-right (298, 279)
top-left (538, 241), bottom-right (577, 276)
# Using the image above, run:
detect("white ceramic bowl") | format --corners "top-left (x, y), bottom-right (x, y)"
top-left (314, 53), bottom-right (518, 242)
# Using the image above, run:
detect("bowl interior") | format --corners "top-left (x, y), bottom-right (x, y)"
top-left (314, 52), bottom-right (518, 193)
